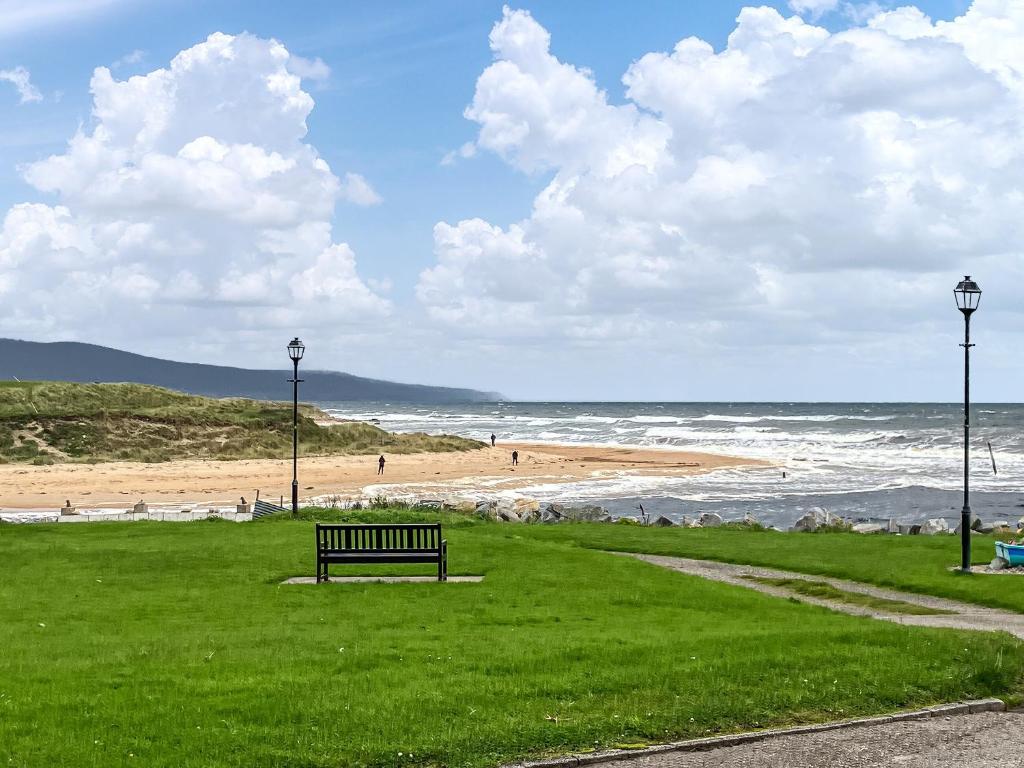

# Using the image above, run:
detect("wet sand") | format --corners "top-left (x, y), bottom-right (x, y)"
top-left (0, 442), bottom-right (765, 509)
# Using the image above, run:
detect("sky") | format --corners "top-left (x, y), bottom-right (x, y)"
top-left (2, 0), bottom-right (1022, 402)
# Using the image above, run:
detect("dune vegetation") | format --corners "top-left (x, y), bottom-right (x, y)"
top-left (0, 381), bottom-right (480, 464)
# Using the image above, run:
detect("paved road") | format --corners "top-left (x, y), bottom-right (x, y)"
top-left (620, 553), bottom-right (1024, 639)
top-left (599, 711), bottom-right (1024, 768)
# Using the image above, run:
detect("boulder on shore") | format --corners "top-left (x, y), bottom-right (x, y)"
top-left (738, 513), bottom-right (762, 528)
top-left (544, 503), bottom-right (611, 522)
top-left (853, 523), bottom-right (887, 534)
top-left (475, 500), bottom-right (498, 520)
top-left (897, 523), bottom-right (922, 536)
top-left (791, 507), bottom-right (849, 532)
top-left (444, 499), bottom-right (478, 514)
top-left (920, 518), bottom-right (950, 535)
top-left (698, 512), bottom-right (723, 528)
top-left (492, 497), bottom-right (540, 523)
top-left (652, 515), bottom-right (677, 527)
top-left (955, 515), bottom-right (992, 535)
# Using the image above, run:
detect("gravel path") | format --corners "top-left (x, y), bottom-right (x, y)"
top-left (620, 553), bottom-right (1024, 639)
top-left (599, 711), bottom-right (1024, 768)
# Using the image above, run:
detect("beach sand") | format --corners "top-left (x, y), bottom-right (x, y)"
top-left (0, 443), bottom-right (765, 509)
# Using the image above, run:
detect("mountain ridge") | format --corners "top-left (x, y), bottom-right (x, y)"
top-left (0, 339), bottom-right (499, 403)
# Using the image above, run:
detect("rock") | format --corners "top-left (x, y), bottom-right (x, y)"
top-left (990, 557), bottom-right (1009, 571)
top-left (897, 524), bottom-right (922, 536)
top-left (495, 497), bottom-right (538, 523)
top-left (132, 501), bottom-right (147, 515)
top-left (698, 512), bottom-right (723, 528)
top-left (652, 515), bottom-right (677, 527)
top-left (541, 506), bottom-right (563, 524)
top-left (853, 523), bottom-right (886, 534)
top-left (792, 507), bottom-right (850, 532)
top-left (991, 520), bottom-right (1012, 532)
top-left (545, 503), bottom-right (611, 522)
top-left (921, 518), bottom-right (950, 535)
top-left (414, 499), bottom-right (444, 510)
top-left (475, 500), bottom-right (498, 520)
top-left (513, 497), bottom-right (540, 521)
top-left (236, 503), bottom-right (251, 515)
top-left (792, 512), bottom-right (818, 533)
top-left (1017, 517), bottom-right (1024, 531)
top-left (447, 499), bottom-right (477, 514)
top-left (739, 513), bottom-right (762, 528)
top-left (956, 516), bottom-right (993, 535)
top-left (60, 502), bottom-right (77, 516)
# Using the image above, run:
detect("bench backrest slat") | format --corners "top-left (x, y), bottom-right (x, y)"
top-left (316, 523), bottom-right (442, 553)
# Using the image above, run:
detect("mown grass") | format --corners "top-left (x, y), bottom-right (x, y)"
top-left (742, 576), bottom-right (955, 616)
top-left (0, 381), bottom-right (480, 464)
top-left (1, 513), bottom-right (1022, 768)
top-left (519, 524), bottom-right (1024, 615)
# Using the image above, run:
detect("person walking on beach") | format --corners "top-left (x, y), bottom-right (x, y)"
top-left (511, 450), bottom-right (518, 467)
top-left (378, 455), bottom-right (385, 475)
top-left (490, 433), bottom-right (496, 447)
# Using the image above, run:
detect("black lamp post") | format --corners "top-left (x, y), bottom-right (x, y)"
top-left (287, 337), bottom-right (305, 517)
top-left (954, 276), bottom-right (981, 573)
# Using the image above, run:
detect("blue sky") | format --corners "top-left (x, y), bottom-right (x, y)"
top-left (1, 0), bottom-right (971, 295)
top-left (3, 0), bottom-right (1020, 401)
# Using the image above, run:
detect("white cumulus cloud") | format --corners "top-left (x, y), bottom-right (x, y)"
top-left (288, 54), bottom-right (331, 83)
top-left (788, 0), bottom-right (840, 18)
top-left (417, 3), bottom-right (1024, 377)
top-left (0, 32), bottom-right (388, 356)
top-left (338, 172), bottom-right (382, 206)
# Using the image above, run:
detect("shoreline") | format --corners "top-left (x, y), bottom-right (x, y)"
top-left (0, 442), bottom-right (766, 510)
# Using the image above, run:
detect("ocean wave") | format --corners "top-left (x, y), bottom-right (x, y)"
top-left (692, 413), bottom-right (898, 423)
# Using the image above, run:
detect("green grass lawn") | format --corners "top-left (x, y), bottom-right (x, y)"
top-left (520, 524), bottom-right (1024, 615)
top-left (741, 577), bottom-right (955, 615)
top-left (1, 513), bottom-right (1022, 767)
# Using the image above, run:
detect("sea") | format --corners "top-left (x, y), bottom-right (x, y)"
top-left (317, 402), bottom-right (1024, 529)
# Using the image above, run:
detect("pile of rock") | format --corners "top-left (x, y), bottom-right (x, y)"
top-left (953, 515), bottom-right (1020, 535)
top-left (791, 508), bottom-right (852, 533)
top-left (404, 494), bottom-right (1024, 537)
top-left (473, 499), bottom-right (614, 524)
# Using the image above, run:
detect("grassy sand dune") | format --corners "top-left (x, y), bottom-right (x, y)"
top-left (0, 381), bottom-right (480, 464)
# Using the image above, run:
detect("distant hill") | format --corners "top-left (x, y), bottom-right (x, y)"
top-left (0, 339), bottom-right (499, 404)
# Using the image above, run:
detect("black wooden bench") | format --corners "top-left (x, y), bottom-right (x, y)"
top-left (315, 523), bottom-right (448, 583)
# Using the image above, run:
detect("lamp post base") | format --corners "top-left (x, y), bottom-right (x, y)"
top-left (292, 481), bottom-right (299, 517)
top-left (960, 506), bottom-right (972, 573)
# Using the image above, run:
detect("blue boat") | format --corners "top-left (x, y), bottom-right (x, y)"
top-left (995, 541), bottom-right (1024, 566)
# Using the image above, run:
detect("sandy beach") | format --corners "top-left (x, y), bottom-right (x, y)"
top-left (0, 443), bottom-right (764, 509)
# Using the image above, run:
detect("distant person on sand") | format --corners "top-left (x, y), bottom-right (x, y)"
top-left (491, 433), bottom-right (496, 447)
top-left (378, 455), bottom-right (385, 475)
top-left (511, 450), bottom-right (518, 466)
